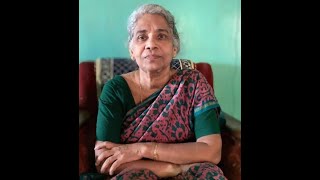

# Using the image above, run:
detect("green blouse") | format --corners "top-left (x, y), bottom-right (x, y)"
top-left (96, 75), bottom-right (221, 143)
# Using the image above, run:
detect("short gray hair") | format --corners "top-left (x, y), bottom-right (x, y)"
top-left (127, 4), bottom-right (180, 54)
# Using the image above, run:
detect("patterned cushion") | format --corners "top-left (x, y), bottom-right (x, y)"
top-left (95, 58), bottom-right (196, 98)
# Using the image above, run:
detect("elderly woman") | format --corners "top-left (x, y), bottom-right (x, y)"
top-left (94, 4), bottom-right (227, 179)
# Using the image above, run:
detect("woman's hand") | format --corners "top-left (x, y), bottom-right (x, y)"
top-left (94, 141), bottom-right (143, 175)
top-left (94, 146), bottom-right (109, 172)
top-left (160, 163), bottom-right (182, 178)
top-left (180, 163), bottom-right (200, 173)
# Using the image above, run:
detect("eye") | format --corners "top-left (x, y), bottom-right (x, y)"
top-left (158, 34), bottom-right (167, 40)
top-left (137, 35), bottom-right (147, 41)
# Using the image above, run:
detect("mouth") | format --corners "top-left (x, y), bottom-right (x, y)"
top-left (144, 55), bottom-right (161, 60)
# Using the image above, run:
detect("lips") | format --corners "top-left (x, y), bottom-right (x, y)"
top-left (144, 54), bottom-right (161, 60)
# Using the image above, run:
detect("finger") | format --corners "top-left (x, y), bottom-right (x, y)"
top-left (95, 147), bottom-right (107, 159)
top-left (104, 141), bottom-right (119, 149)
top-left (109, 158), bottom-right (123, 176)
top-left (96, 164), bottom-right (102, 173)
top-left (101, 155), bottom-right (117, 174)
top-left (95, 150), bottom-right (113, 166)
top-left (95, 141), bottom-right (117, 150)
top-left (94, 142), bottom-right (108, 150)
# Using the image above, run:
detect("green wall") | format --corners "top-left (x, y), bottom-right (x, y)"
top-left (79, 0), bottom-right (241, 121)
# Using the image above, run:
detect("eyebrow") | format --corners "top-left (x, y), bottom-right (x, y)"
top-left (135, 29), bottom-right (170, 34)
top-left (156, 29), bottom-right (169, 34)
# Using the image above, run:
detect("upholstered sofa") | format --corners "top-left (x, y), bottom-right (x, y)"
top-left (79, 58), bottom-right (241, 180)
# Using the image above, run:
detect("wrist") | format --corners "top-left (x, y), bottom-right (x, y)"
top-left (140, 142), bottom-right (153, 159)
top-left (135, 143), bottom-right (144, 158)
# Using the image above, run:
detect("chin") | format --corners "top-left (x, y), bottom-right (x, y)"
top-left (141, 65), bottom-right (166, 73)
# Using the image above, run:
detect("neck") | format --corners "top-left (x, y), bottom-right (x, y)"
top-left (137, 68), bottom-right (172, 90)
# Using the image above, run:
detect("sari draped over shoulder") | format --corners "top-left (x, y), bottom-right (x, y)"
top-left (121, 69), bottom-right (221, 143)
top-left (111, 69), bottom-right (227, 180)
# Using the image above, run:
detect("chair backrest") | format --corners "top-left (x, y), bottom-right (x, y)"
top-left (79, 58), bottom-right (214, 111)
top-left (79, 61), bottom-right (97, 110)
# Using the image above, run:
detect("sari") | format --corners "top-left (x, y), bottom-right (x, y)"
top-left (97, 69), bottom-right (227, 180)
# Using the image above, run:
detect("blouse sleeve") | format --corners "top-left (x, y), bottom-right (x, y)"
top-left (193, 71), bottom-right (222, 139)
top-left (96, 80), bottom-right (124, 143)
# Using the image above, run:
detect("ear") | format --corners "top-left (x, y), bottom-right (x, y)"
top-left (172, 47), bottom-right (178, 58)
top-left (129, 48), bottom-right (135, 60)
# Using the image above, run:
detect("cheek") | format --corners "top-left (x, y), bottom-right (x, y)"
top-left (166, 48), bottom-right (176, 57)
top-left (130, 49), bottom-right (138, 58)
top-left (131, 46), bottom-right (144, 55)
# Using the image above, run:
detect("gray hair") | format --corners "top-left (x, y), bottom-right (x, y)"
top-left (127, 4), bottom-right (180, 54)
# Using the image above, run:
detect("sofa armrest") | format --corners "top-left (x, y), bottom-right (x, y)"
top-left (79, 110), bottom-right (97, 175)
top-left (220, 112), bottom-right (241, 180)
top-left (79, 110), bottom-right (90, 127)
top-left (224, 112), bottom-right (241, 139)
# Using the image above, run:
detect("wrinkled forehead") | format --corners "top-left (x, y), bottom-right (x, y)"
top-left (133, 14), bottom-right (171, 34)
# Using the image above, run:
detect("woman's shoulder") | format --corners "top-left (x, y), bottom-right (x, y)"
top-left (178, 68), bottom-right (200, 73)
top-left (121, 71), bottom-right (135, 82)
top-left (178, 68), bottom-right (202, 77)
top-left (100, 75), bottom-right (132, 101)
top-left (102, 74), bottom-right (132, 94)
top-left (102, 71), bottom-right (137, 94)
top-left (104, 75), bottom-right (127, 87)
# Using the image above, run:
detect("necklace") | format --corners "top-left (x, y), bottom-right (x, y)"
top-left (139, 75), bottom-right (142, 104)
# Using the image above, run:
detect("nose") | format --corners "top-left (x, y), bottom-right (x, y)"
top-left (145, 37), bottom-right (158, 50)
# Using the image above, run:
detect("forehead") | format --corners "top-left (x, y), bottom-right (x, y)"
top-left (134, 14), bottom-right (170, 32)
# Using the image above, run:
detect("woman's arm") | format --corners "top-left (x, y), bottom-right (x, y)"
top-left (95, 141), bottom-right (181, 177)
top-left (140, 134), bottom-right (222, 165)
top-left (107, 159), bottom-right (181, 178)
top-left (95, 146), bottom-right (194, 178)
top-left (95, 134), bottom-right (221, 175)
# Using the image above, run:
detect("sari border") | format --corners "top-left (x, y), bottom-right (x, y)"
top-left (194, 102), bottom-right (220, 117)
top-left (125, 88), bottom-right (162, 117)
top-left (124, 68), bottom-right (180, 118)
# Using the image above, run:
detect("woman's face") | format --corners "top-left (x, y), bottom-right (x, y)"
top-left (129, 14), bottom-right (177, 73)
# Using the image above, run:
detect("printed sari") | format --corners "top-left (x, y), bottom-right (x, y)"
top-left (110, 69), bottom-right (227, 180)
